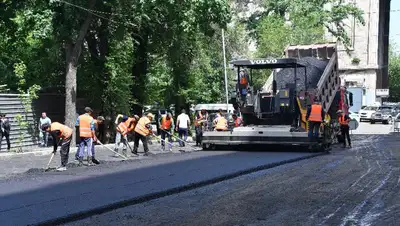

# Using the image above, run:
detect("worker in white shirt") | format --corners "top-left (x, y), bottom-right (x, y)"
top-left (176, 109), bottom-right (191, 147)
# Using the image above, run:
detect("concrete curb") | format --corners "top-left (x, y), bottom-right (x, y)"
top-left (34, 151), bottom-right (326, 226)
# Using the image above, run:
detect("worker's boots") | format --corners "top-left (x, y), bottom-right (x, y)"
top-left (87, 156), bottom-right (94, 166)
top-left (122, 149), bottom-right (128, 157)
top-left (113, 149), bottom-right (120, 158)
top-left (78, 157), bottom-right (84, 166)
top-left (92, 157), bottom-right (100, 165)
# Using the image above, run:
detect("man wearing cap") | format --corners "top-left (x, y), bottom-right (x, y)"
top-left (41, 122), bottom-right (73, 171)
top-left (0, 114), bottom-right (11, 151)
top-left (337, 110), bottom-right (352, 148)
top-left (194, 109), bottom-right (208, 146)
top-left (75, 107), bottom-right (96, 166)
top-left (133, 113), bottom-right (154, 156)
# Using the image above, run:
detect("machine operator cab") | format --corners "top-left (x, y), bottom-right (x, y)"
top-left (230, 58), bottom-right (309, 126)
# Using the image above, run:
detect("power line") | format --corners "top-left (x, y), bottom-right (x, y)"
top-left (56, 0), bottom-right (400, 18)
top-left (55, 0), bottom-right (133, 18)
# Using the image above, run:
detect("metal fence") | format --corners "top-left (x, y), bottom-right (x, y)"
top-left (0, 94), bottom-right (38, 151)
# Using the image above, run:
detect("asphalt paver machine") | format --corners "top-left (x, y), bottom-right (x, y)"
top-left (202, 43), bottom-right (351, 151)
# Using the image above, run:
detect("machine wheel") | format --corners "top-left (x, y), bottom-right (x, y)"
top-left (370, 120), bottom-right (376, 124)
top-left (202, 143), bottom-right (211, 150)
top-left (383, 117), bottom-right (392, 124)
top-left (202, 143), bottom-right (216, 150)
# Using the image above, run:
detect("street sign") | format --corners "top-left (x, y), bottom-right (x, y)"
top-left (376, 89), bottom-right (389, 97)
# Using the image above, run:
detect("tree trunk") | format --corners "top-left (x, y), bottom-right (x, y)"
top-left (131, 28), bottom-right (149, 112)
top-left (65, 0), bottom-right (96, 146)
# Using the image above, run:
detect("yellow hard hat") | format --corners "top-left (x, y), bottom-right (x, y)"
top-left (146, 113), bottom-right (154, 118)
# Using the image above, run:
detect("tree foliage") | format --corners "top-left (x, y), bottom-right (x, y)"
top-left (389, 45), bottom-right (400, 102)
top-left (245, 0), bottom-right (365, 55)
top-left (0, 0), bottom-right (241, 117)
top-left (0, 0), bottom-right (367, 127)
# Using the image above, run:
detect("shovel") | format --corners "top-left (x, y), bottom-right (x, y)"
top-left (97, 140), bottom-right (129, 160)
top-left (44, 153), bottom-right (55, 172)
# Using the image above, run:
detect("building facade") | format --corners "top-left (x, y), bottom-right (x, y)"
top-left (332, 0), bottom-right (390, 106)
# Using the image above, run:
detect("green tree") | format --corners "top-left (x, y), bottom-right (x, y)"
top-left (245, 0), bottom-right (365, 53)
top-left (389, 45), bottom-right (400, 101)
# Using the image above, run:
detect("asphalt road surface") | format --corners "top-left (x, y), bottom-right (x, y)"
top-left (0, 148), bottom-right (317, 225)
top-left (69, 134), bottom-right (400, 226)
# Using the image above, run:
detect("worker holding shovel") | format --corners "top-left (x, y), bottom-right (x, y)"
top-left (159, 113), bottom-right (174, 151)
top-left (133, 113), bottom-right (154, 156)
top-left (41, 122), bottom-right (73, 171)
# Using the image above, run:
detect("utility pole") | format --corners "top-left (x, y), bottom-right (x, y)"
top-left (222, 29), bottom-right (229, 119)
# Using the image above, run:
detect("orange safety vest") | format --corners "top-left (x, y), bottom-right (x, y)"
top-left (234, 117), bottom-right (242, 127)
top-left (339, 115), bottom-right (349, 126)
top-left (240, 73), bottom-right (248, 85)
top-left (51, 122), bottom-right (73, 139)
top-left (117, 121), bottom-right (128, 135)
top-left (308, 104), bottom-right (323, 122)
top-left (161, 116), bottom-right (173, 130)
top-left (124, 117), bottom-right (136, 132)
top-left (79, 114), bottom-right (93, 138)
top-left (134, 117), bottom-right (151, 136)
top-left (215, 117), bottom-right (228, 131)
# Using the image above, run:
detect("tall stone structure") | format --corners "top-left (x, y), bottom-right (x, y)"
top-left (334, 0), bottom-right (390, 105)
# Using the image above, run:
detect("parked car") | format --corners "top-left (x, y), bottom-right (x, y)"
top-left (348, 111), bottom-right (360, 122)
top-left (371, 106), bottom-right (394, 124)
top-left (359, 106), bottom-right (378, 122)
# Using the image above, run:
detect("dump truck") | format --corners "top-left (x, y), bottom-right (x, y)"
top-left (202, 43), bottom-right (351, 151)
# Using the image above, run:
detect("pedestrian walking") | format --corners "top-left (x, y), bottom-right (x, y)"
top-left (38, 112), bottom-right (51, 147)
top-left (176, 109), bottom-right (190, 147)
top-left (159, 113), bottom-right (174, 151)
top-left (133, 113), bottom-right (154, 156)
top-left (337, 110), bottom-right (352, 148)
top-left (41, 122), bottom-right (73, 171)
top-left (75, 107), bottom-right (96, 166)
top-left (0, 114), bottom-right (11, 151)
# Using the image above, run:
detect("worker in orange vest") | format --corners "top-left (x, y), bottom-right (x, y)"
top-left (133, 113), bottom-right (154, 156)
top-left (90, 116), bottom-right (104, 164)
top-left (75, 107), bottom-right (96, 166)
top-left (41, 122), bottom-right (73, 171)
top-left (238, 69), bottom-right (249, 103)
top-left (114, 115), bottom-right (130, 157)
top-left (306, 100), bottom-right (325, 140)
top-left (214, 113), bottom-right (228, 131)
top-left (194, 109), bottom-right (208, 146)
top-left (115, 114), bottom-right (139, 134)
top-left (159, 113), bottom-right (174, 151)
top-left (232, 114), bottom-right (243, 127)
top-left (337, 110), bottom-right (352, 148)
